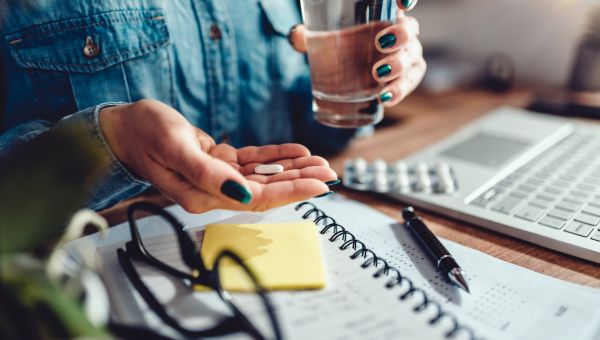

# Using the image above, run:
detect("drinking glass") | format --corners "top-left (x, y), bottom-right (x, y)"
top-left (300, 0), bottom-right (398, 128)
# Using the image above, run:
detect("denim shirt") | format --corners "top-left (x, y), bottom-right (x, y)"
top-left (0, 0), bottom-right (354, 210)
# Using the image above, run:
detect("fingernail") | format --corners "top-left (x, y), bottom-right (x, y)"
top-left (401, 0), bottom-right (413, 9)
top-left (380, 91), bottom-right (394, 103)
top-left (378, 33), bottom-right (396, 49)
top-left (325, 179), bottom-right (341, 186)
top-left (314, 191), bottom-right (334, 198)
top-left (376, 64), bottom-right (392, 78)
top-left (221, 180), bottom-right (252, 204)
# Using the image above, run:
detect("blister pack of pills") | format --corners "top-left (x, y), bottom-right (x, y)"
top-left (342, 158), bottom-right (459, 194)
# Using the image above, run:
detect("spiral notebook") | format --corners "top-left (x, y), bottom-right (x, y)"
top-left (94, 195), bottom-right (600, 340)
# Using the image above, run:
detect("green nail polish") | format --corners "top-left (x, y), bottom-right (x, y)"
top-left (325, 179), bottom-right (341, 186)
top-left (378, 33), bottom-right (396, 49)
top-left (402, 0), bottom-right (413, 9)
top-left (376, 64), bottom-right (392, 78)
top-left (221, 180), bottom-right (252, 204)
top-left (314, 191), bottom-right (334, 198)
top-left (380, 91), bottom-right (394, 103)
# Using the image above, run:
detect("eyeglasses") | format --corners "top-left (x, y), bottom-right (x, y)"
top-left (112, 201), bottom-right (282, 339)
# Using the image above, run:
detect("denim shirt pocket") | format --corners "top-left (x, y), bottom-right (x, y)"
top-left (259, 0), bottom-right (301, 37)
top-left (5, 8), bottom-right (172, 115)
top-left (259, 0), bottom-right (307, 87)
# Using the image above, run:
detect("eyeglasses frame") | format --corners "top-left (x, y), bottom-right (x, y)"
top-left (116, 201), bottom-right (282, 339)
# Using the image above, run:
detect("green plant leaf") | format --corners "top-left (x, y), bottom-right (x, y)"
top-left (0, 125), bottom-right (108, 254)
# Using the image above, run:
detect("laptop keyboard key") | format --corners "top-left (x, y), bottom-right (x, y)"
top-left (575, 183), bottom-right (595, 192)
top-left (563, 197), bottom-right (584, 205)
top-left (555, 201), bottom-right (581, 213)
top-left (491, 196), bottom-right (523, 214)
top-left (538, 216), bottom-right (565, 229)
top-left (582, 206), bottom-right (600, 217)
top-left (526, 177), bottom-right (544, 186)
top-left (471, 188), bottom-right (504, 207)
top-left (543, 187), bottom-right (563, 195)
top-left (536, 193), bottom-right (555, 202)
top-left (560, 174), bottom-right (578, 182)
top-left (535, 172), bottom-right (551, 180)
top-left (530, 198), bottom-right (551, 209)
top-left (514, 205), bottom-right (545, 222)
top-left (509, 190), bottom-right (529, 199)
top-left (563, 222), bottom-right (594, 237)
top-left (517, 184), bottom-right (536, 192)
top-left (588, 172), bottom-right (600, 180)
top-left (574, 213), bottom-right (600, 226)
top-left (547, 209), bottom-right (573, 221)
top-left (588, 199), bottom-right (600, 208)
top-left (583, 177), bottom-right (600, 186)
top-left (569, 190), bottom-right (590, 199)
top-left (591, 230), bottom-right (600, 242)
top-left (550, 180), bottom-right (570, 189)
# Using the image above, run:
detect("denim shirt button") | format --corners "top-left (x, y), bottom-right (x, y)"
top-left (209, 24), bottom-right (222, 41)
top-left (83, 36), bottom-right (100, 59)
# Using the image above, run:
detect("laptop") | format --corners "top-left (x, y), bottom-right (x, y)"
top-left (386, 106), bottom-right (600, 263)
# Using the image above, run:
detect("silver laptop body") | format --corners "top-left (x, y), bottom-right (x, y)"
top-left (388, 107), bottom-right (600, 263)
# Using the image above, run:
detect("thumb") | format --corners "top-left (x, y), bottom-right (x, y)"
top-left (288, 24), bottom-right (307, 53)
top-left (178, 146), bottom-right (253, 205)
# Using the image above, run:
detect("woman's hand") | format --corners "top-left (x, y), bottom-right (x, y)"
top-left (207, 143), bottom-right (338, 211)
top-left (372, 0), bottom-right (425, 106)
top-left (290, 0), bottom-right (425, 107)
top-left (99, 99), bottom-right (336, 213)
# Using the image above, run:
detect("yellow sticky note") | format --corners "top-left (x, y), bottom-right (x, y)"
top-left (200, 222), bottom-right (325, 292)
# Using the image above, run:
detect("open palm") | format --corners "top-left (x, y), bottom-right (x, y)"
top-left (100, 99), bottom-right (337, 214)
top-left (208, 143), bottom-right (337, 211)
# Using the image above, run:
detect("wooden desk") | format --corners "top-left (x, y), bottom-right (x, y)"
top-left (100, 88), bottom-right (600, 288)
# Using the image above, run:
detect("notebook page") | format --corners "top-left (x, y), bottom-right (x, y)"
top-left (97, 202), bottom-right (490, 340)
top-left (315, 195), bottom-right (600, 340)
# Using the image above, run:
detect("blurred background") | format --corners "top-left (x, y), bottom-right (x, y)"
top-left (410, 0), bottom-right (599, 96)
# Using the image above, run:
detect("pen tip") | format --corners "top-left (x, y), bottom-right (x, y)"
top-left (449, 268), bottom-right (471, 294)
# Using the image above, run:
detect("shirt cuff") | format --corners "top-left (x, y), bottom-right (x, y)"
top-left (57, 103), bottom-right (151, 211)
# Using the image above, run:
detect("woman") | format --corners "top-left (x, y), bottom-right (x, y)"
top-left (0, 0), bottom-right (425, 213)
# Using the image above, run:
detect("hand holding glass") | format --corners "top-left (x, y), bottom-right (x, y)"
top-left (299, 0), bottom-right (424, 128)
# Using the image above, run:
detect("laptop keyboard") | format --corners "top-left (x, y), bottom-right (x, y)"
top-left (469, 130), bottom-right (600, 243)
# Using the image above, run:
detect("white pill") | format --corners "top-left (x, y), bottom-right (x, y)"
top-left (373, 174), bottom-right (388, 192)
top-left (416, 173), bottom-right (432, 192)
top-left (392, 161), bottom-right (408, 174)
top-left (416, 162), bottom-right (429, 174)
top-left (394, 173), bottom-right (411, 191)
top-left (435, 162), bottom-right (451, 175)
top-left (254, 164), bottom-right (284, 175)
top-left (438, 173), bottom-right (456, 193)
top-left (353, 158), bottom-right (368, 173)
top-left (371, 159), bottom-right (388, 174)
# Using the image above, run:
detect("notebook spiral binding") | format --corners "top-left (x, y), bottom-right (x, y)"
top-left (295, 202), bottom-right (477, 340)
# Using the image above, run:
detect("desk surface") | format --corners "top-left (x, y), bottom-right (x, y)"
top-left (100, 88), bottom-right (600, 288)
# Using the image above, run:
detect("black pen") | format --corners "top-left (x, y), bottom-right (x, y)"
top-left (402, 206), bottom-right (470, 293)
